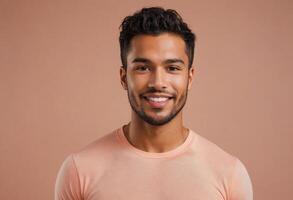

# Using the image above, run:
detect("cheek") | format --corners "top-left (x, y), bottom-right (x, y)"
top-left (128, 74), bottom-right (149, 92)
top-left (171, 76), bottom-right (189, 94)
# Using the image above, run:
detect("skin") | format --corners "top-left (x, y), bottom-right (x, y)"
top-left (120, 33), bottom-right (196, 153)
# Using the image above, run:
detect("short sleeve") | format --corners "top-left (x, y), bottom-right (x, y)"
top-left (228, 158), bottom-right (253, 200)
top-left (54, 154), bottom-right (83, 200)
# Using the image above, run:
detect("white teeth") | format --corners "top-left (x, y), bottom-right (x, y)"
top-left (147, 97), bottom-right (169, 102)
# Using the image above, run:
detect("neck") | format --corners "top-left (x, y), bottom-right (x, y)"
top-left (123, 111), bottom-right (189, 153)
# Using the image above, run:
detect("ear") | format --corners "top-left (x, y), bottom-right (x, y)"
top-left (187, 65), bottom-right (196, 90)
top-left (120, 66), bottom-right (128, 90)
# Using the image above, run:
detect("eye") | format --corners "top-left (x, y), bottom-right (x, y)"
top-left (168, 65), bottom-right (180, 72)
top-left (135, 66), bottom-right (150, 72)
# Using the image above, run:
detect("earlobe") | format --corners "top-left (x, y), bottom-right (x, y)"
top-left (188, 66), bottom-right (195, 90)
top-left (120, 67), bottom-right (128, 90)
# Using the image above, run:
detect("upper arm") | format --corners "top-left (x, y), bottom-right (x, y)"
top-left (54, 154), bottom-right (83, 200)
top-left (228, 158), bottom-right (253, 200)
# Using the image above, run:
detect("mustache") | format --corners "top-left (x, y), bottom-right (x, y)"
top-left (140, 88), bottom-right (175, 97)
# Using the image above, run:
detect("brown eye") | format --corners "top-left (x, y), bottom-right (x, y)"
top-left (136, 66), bottom-right (149, 72)
top-left (168, 66), bottom-right (180, 71)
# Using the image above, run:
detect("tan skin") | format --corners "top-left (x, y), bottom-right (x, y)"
top-left (120, 33), bottom-right (196, 153)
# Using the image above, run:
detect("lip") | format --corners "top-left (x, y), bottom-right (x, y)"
top-left (142, 93), bottom-right (174, 98)
top-left (142, 95), bottom-right (174, 109)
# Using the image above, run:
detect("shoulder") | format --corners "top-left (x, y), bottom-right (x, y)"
top-left (77, 128), bottom-right (120, 155)
top-left (190, 130), bottom-right (242, 178)
top-left (57, 127), bottom-right (121, 172)
top-left (55, 128), bottom-right (122, 199)
top-left (190, 130), bottom-right (253, 199)
top-left (228, 157), bottom-right (253, 199)
top-left (55, 154), bottom-right (83, 199)
top-left (72, 128), bottom-right (121, 167)
top-left (191, 131), bottom-right (237, 164)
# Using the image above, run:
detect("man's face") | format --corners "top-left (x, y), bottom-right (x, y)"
top-left (120, 33), bottom-right (195, 126)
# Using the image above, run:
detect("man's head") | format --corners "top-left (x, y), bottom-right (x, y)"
top-left (119, 7), bottom-right (196, 126)
top-left (119, 7), bottom-right (196, 69)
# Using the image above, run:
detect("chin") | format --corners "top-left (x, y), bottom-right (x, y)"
top-left (141, 112), bottom-right (176, 126)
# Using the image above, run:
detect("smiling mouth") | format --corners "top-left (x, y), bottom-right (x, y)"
top-left (142, 96), bottom-right (174, 108)
top-left (144, 96), bottom-right (172, 102)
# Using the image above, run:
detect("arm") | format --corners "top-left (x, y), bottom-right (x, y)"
top-left (228, 158), bottom-right (253, 200)
top-left (55, 154), bottom-right (83, 200)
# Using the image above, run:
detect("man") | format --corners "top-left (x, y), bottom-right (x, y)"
top-left (55, 7), bottom-right (253, 200)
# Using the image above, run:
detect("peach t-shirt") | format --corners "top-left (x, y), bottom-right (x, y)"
top-left (55, 127), bottom-right (253, 200)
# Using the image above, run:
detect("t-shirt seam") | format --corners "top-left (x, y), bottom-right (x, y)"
top-left (71, 153), bottom-right (84, 200)
top-left (115, 127), bottom-right (195, 159)
top-left (227, 156), bottom-right (239, 200)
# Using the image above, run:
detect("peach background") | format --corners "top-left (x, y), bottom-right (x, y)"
top-left (1, 0), bottom-right (292, 199)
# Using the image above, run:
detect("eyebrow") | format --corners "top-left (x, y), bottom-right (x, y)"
top-left (164, 58), bottom-right (185, 65)
top-left (132, 57), bottom-right (151, 64)
top-left (132, 57), bottom-right (185, 65)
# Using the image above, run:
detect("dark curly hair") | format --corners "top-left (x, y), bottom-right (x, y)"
top-left (119, 7), bottom-right (196, 69)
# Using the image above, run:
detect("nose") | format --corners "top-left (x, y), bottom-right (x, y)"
top-left (148, 67), bottom-right (167, 90)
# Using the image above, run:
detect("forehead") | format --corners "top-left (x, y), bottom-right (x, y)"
top-left (127, 33), bottom-right (188, 64)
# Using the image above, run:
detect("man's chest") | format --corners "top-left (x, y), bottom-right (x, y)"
top-left (82, 159), bottom-right (228, 200)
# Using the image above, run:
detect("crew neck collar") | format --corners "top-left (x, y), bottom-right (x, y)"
top-left (116, 126), bottom-right (195, 159)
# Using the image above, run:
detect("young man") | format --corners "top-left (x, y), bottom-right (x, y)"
top-left (55, 7), bottom-right (253, 200)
